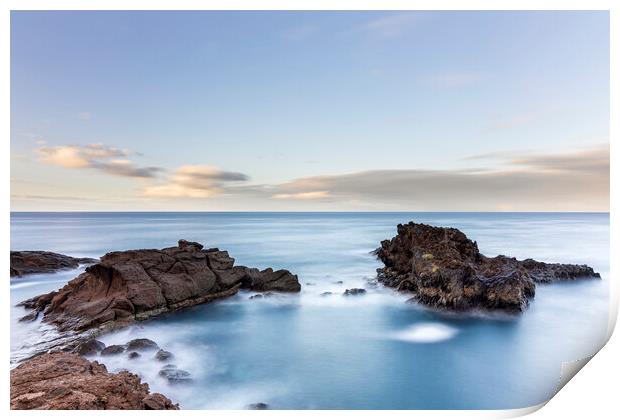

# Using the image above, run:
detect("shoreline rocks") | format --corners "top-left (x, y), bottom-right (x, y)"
top-left (376, 222), bottom-right (600, 313)
top-left (10, 251), bottom-right (98, 277)
top-left (10, 352), bottom-right (178, 410)
top-left (18, 240), bottom-right (301, 335)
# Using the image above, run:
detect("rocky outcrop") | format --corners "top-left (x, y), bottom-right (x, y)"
top-left (376, 222), bottom-right (600, 313)
top-left (10, 352), bottom-right (178, 410)
top-left (10, 251), bottom-right (97, 277)
top-left (19, 240), bottom-right (301, 333)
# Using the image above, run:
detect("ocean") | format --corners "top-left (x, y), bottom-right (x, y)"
top-left (9, 212), bottom-right (610, 409)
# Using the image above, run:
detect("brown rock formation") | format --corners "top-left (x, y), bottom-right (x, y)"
top-left (10, 251), bottom-right (97, 277)
top-left (19, 240), bottom-right (300, 332)
top-left (376, 222), bottom-right (600, 312)
top-left (10, 352), bottom-right (178, 410)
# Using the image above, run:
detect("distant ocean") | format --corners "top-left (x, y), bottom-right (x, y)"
top-left (10, 212), bottom-right (610, 409)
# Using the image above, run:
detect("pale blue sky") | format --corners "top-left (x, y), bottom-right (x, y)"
top-left (10, 11), bottom-right (609, 211)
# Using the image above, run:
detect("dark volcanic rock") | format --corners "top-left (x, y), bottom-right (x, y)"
top-left (10, 352), bottom-right (178, 410)
top-left (376, 222), bottom-right (601, 312)
top-left (240, 267), bottom-right (301, 292)
top-left (101, 345), bottom-right (126, 356)
top-left (127, 351), bottom-right (141, 359)
top-left (126, 338), bottom-right (159, 351)
top-left (19, 240), bottom-right (301, 333)
top-left (10, 251), bottom-right (97, 277)
top-left (158, 367), bottom-right (191, 384)
top-left (248, 402), bottom-right (269, 410)
top-left (74, 339), bottom-right (105, 356)
top-left (343, 288), bottom-right (366, 296)
top-left (155, 350), bottom-right (173, 361)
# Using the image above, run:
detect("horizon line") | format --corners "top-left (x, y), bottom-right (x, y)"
top-left (9, 210), bottom-right (611, 214)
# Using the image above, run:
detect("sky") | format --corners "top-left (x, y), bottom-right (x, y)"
top-left (10, 11), bottom-right (609, 211)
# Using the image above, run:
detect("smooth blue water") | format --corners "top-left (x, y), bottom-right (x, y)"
top-left (10, 212), bottom-right (610, 409)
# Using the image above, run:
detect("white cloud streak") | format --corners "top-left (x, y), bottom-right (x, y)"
top-left (36, 143), bottom-right (161, 178)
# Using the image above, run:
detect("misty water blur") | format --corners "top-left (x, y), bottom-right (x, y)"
top-left (10, 212), bottom-right (609, 409)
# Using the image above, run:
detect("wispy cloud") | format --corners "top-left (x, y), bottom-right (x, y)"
top-left (142, 165), bottom-right (249, 198)
top-left (264, 146), bottom-right (609, 211)
top-left (78, 111), bottom-right (92, 121)
top-left (36, 143), bottom-right (162, 178)
top-left (272, 191), bottom-right (330, 200)
top-left (360, 13), bottom-right (421, 38)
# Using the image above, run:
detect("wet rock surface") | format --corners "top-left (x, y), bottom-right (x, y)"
top-left (10, 352), bottom-right (178, 410)
top-left (101, 345), bottom-right (125, 356)
top-left (155, 349), bottom-right (173, 361)
top-left (74, 339), bottom-right (106, 356)
top-left (343, 288), bottom-right (366, 296)
top-left (376, 222), bottom-right (601, 312)
top-left (19, 240), bottom-right (301, 333)
top-left (158, 367), bottom-right (192, 384)
top-left (10, 251), bottom-right (97, 277)
top-left (126, 338), bottom-right (159, 351)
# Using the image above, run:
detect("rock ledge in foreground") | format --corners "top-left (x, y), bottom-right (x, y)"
top-left (10, 352), bottom-right (178, 410)
top-left (376, 222), bottom-right (600, 313)
top-left (10, 251), bottom-right (98, 277)
top-left (19, 239), bottom-right (301, 333)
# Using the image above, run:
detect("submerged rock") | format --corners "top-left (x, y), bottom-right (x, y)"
top-left (126, 338), bottom-right (159, 351)
top-left (101, 345), bottom-right (126, 356)
top-left (127, 351), bottom-right (141, 359)
top-left (320, 291), bottom-right (333, 296)
top-left (155, 350), bottom-right (173, 361)
top-left (18, 240), bottom-right (301, 334)
top-left (10, 251), bottom-right (97, 277)
top-left (158, 367), bottom-right (191, 384)
top-left (74, 339), bottom-right (106, 356)
top-left (343, 288), bottom-right (366, 296)
top-left (10, 352), bottom-right (178, 410)
top-left (376, 222), bottom-right (601, 313)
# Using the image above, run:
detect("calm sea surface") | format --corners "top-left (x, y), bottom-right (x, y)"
top-left (10, 212), bottom-right (610, 409)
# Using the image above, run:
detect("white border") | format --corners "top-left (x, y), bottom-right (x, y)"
top-left (2, 1), bottom-right (617, 419)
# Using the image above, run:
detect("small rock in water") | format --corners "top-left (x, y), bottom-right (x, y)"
top-left (158, 367), bottom-right (191, 384)
top-left (74, 339), bottom-right (106, 356)
top-left (128, 351), bottom-right (141, 359)
top-left (126, 338), bottom-right (159, 351)
top-left (248, 402), bottom-right (269, 410)
top-left (343, 288), bottom-right (366, 296)
top-left (305, 282), bottom-right (315, 286)
top-left (320, 292), bottom-right (333, 296)
top-left (155, 349), bottom-right (173, 361)
top-left (249, 294), bottom-right (263, 299)
top-left (18, 312), bottom-right (38, 322)
top-left (333, 280), bottom-right (343, 284)
top-left (101, 344), bottom-right (126, 356)
top-left (162, 364), bottom-right (177, 369)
